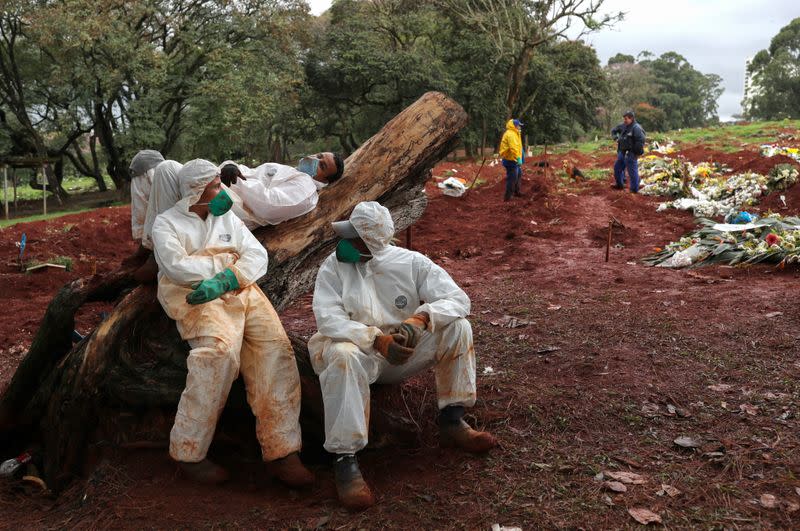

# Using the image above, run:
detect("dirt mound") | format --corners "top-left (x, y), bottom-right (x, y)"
top-left (736, 153), bottom-right (800, 174)
top-left (675, 145), bottom-right (729, 163)
top-left (756, 177), bottom-right (800, 214)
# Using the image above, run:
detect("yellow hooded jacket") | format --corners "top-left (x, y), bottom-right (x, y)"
top-left (498, 119), bottom-right (522, 162)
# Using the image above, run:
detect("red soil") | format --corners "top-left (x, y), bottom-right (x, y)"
top-left (1, 146), bottom-right (800, 527)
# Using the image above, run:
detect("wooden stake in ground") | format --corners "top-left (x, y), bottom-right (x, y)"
top-left (606, 218), bottom-right (613, 262)
top-left (0, 91), bottom-right (468, 492)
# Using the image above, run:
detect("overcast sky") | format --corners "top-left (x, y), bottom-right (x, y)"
top-left (308, 1), bottom-right (800, 120)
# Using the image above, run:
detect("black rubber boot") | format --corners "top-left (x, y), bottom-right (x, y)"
top-left (334, 454), bottom-right (375, 511)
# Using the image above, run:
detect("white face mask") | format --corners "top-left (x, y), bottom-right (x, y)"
top-left (313, 179), bottom-right (328, 191)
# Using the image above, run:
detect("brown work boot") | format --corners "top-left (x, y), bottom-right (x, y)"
top-left (178, 458), bottom-right (230, 484)
top-left (334, 454), bottom-right (375, 511)
top-left (438, 406), bottom-right (497, 454)
top-left (440, 419), bottom-right (498, 453)
top-left (267, 452), bottom-right (314, 488)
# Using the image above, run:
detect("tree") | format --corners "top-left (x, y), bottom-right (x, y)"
top-left (516, 39), bottom-right (608, 144)
top-left (607, 52), bottom-right (634, 65)
top-left (305, 0), bottom-right (452, 154)
top-left (599, 60), bottom-right (656, 131)
top-left (744, 17), bottom-right (800, 120)
top-left (0, 3), bottom-right (91, 199)
top-left (600, 51), bottom-right (723, 132)
top-left (438, 0), bottom-right (621, 116)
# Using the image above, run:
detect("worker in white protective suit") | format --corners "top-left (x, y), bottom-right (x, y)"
top-left (129, 149), bottom-right (165, 242)
top-left (309, 201), bottom-right (497, 511)
top-left (132, 160), bottom-right (184, 284)
top-left (220, 152), bottom-right (344, 229)
top-left (151, 158), bottom-right (313, 487)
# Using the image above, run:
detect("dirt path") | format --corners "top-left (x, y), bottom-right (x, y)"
top-left (1, 160), bottom-right (800, 528)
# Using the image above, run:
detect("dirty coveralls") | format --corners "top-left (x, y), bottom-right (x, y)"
top-left (309, 201), bottom-right (476, 455)
top-left (152, 158), bottom-right (302, 463)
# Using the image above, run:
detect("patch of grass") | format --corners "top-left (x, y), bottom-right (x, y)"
top-left (0, 207), bottom-right (95, 229)
top-left (2, 173), bottom-right (115, 202)
top-left (583, 168), bottom-right (609, 181)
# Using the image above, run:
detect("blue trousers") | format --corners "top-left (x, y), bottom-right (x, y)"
top-left (503, 160), bottom-right (521, 199)
top-left (614, 151), bottom-right (640, 192)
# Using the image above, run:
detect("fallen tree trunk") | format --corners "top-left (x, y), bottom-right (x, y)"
top-left (0, 92), bottom-right (468, 492)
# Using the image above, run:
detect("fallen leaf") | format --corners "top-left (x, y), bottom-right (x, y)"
top-left (795, 486), bottom-right (800, 498)
top-left (760, 493), bottom-right (777, 509)
top-left (708, 384), bottom-right (731, 392)
top-left (765, 311), bottom-right (783, 318)
top-left (536, 346), bottom-right (561, 354)
top-left (786, 502), bottom-right (800, 513)
top-left (702, 451), bottom-right (726, 463)
top-left (740, 403), bottom-right (758, 416)
top-left (602, 494), bottom-right (614, 506)
top-left (547, 304), bottom-right (561, 311)
top-left (603, 481), bottom-right (627, 493)
top-left (674, 436), bottom-right (701, 448)
top-left (657, 484), bottom-right (681, 498)
top-left (666, 404), bottom-right (677, 416)
top-left (641, 402), bottom-right (660, 416)
top-left (605, 471), bottom-right (646, 485)
top-left (628, 507), bottom-right (662, 525)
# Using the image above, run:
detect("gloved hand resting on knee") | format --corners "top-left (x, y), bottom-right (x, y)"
top-left (186, 268), bottom-right (240, 305)
top-left (373, 334), bottom-right (414, 365)
top-left (396, 312), bottom-right (430, 348)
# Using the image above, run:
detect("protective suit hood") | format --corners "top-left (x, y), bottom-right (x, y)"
top-left (142, 160), bottom-right (183, 249)
top-left (337, 201), bottom-right (394, 255)
top-left (130, 149), bottom-right (165, 178)
top-left (177, 158), bottom-right (219, 210)
top-left (506, 119), bottom-right (519, 132)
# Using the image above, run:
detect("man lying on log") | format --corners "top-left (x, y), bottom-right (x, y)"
top-left (221, 152), bottom-right (345, 229)
top-left (129, 152), bottom-right (346, 283)
top-left (308, 201), bottom-right (498, 511)
top-left (149, 158), bottom-right (314, 487)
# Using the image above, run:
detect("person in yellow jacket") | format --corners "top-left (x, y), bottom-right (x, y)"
top-left (498, 119), bottom-right (524, 201)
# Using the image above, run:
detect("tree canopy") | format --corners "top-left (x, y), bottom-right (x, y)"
top-left (744, 17), bottom-right (800, 120)
top-left (1, 0), bottom-right (731, 190)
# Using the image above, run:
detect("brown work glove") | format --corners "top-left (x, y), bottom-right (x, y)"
top-left (396, 313), bottom-right (430, 349)
top-left (373, 334), bottom-right (414, 366)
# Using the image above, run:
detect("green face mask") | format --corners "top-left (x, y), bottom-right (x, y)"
top-left (336, 239), bottom-right (371, 263)
top-left (207, 189), bottom-right (233, 216)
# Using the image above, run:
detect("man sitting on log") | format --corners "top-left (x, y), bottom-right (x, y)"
top-left (220, 152), bottom-right (344, 229)
top-left (308, 201), bottom-right (497, 511)
top-left (124, 149), bottom-right (165, 266)
top-left (151, 158), bottom-right (313, 487)
top-left (131, 160), bottom-right (184, 283)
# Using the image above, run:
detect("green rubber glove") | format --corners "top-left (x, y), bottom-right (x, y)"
top-left (186, 268), bottom-right (240, 305)
top-left (516, 157), bottom-right (523, 166)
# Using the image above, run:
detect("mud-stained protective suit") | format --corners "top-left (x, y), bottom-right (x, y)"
top-left (308, 201), bottom-right (476, 454)
top-left (129, 149), bottom-right (165, 241)
top-left (152, 158), bottom-right (302, 463)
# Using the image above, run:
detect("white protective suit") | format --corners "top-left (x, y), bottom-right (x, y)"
top-left (151, 159), bottom-right (302, 463)
top-left (228, 162), bottom-right (321, 228)
top-left (129, 149), bottom-right (165, 241)
top-left (142, 160), bottom-right (183, 250)
top-left (308, 201), bottom-right (476, 455)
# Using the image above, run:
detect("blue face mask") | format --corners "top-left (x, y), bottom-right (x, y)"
top-left (297, 156), bottom-right (320, 177)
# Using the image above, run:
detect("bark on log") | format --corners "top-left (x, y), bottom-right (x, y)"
top-left (0, 92), bottom-right (467, 492)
